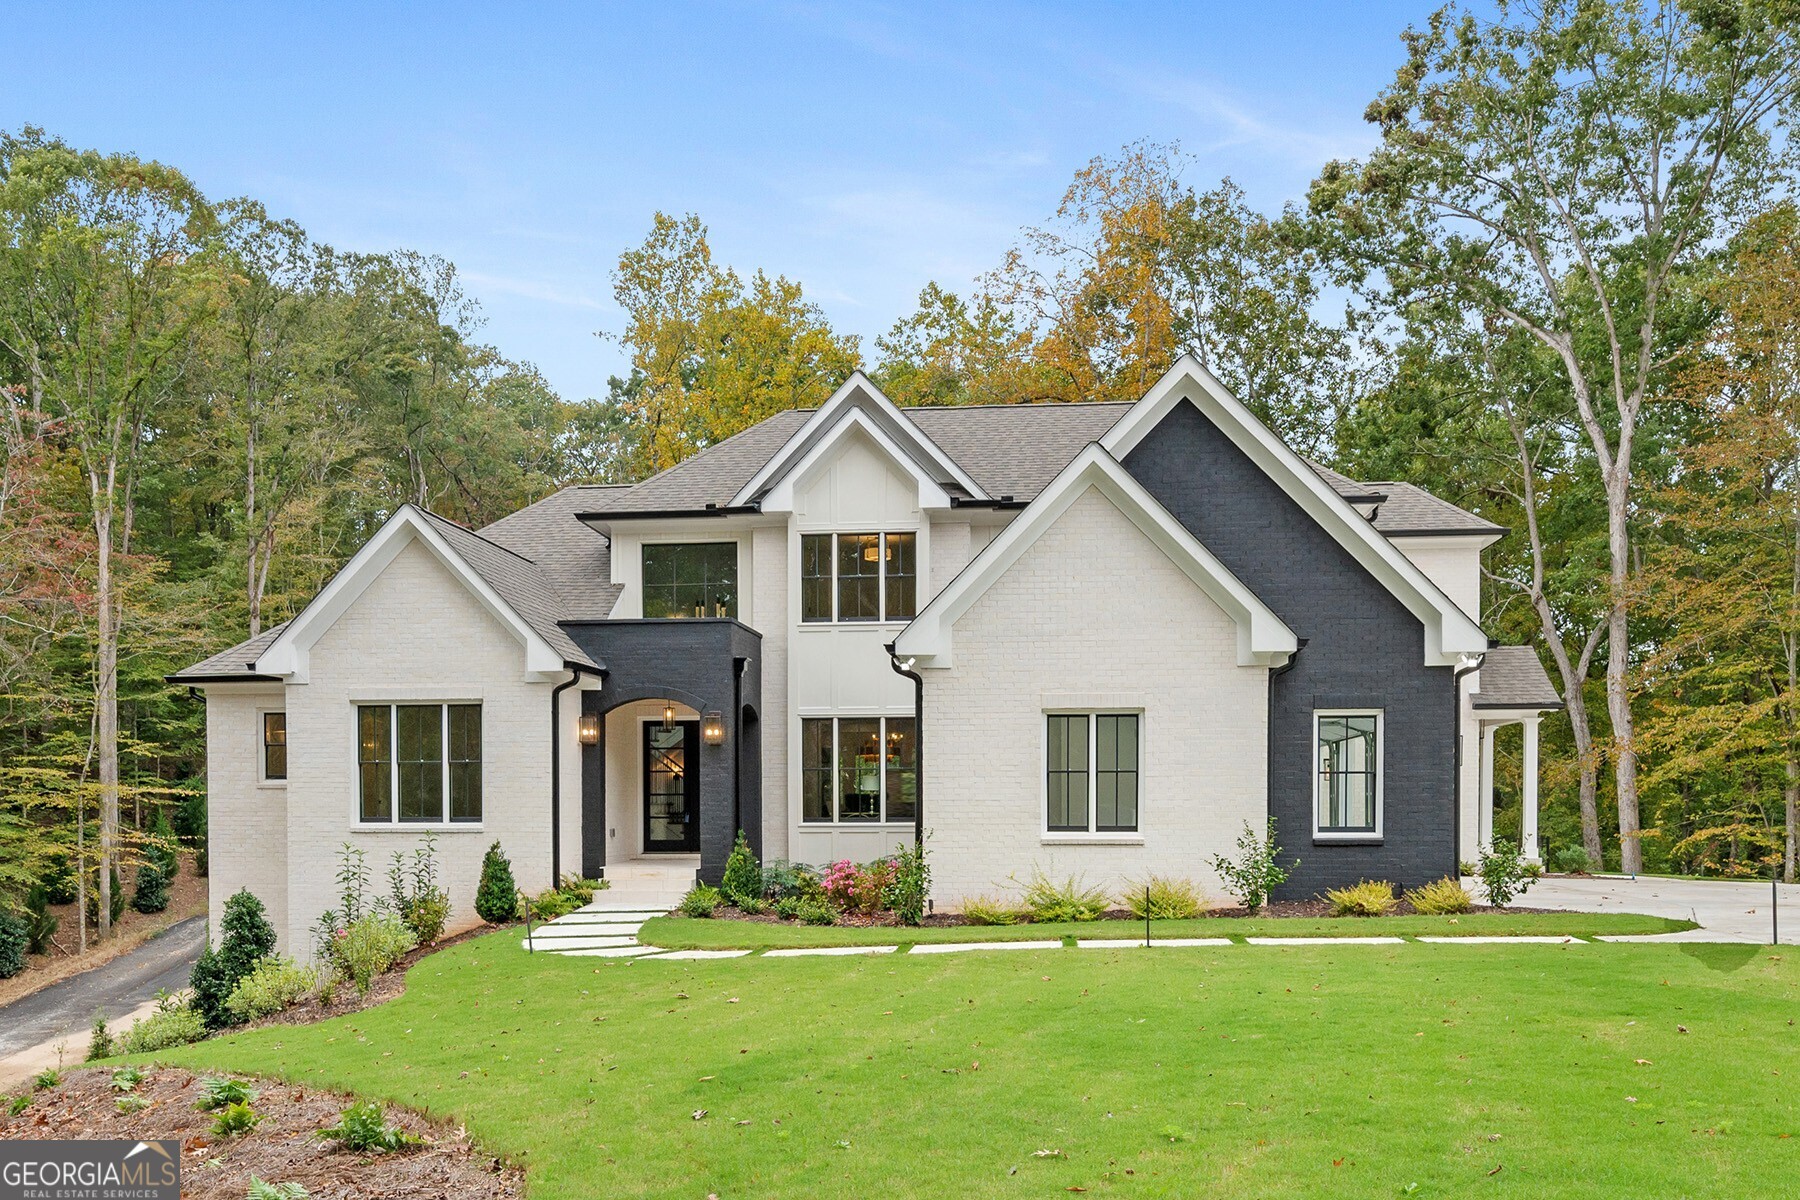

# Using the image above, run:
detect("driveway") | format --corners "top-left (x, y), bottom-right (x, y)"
top-left (0, 916), bottom-right (205, 1079)
top-left (1514, 874), bottom-right (1799, 943)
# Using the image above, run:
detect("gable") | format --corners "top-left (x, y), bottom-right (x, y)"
top-left (311, 539), bottom-right (527, 673)
top-left (792, 422), bottom-right (927, 528)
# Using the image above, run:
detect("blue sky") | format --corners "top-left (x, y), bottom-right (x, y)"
top-left (6, 2), bottom-right (1431, 401)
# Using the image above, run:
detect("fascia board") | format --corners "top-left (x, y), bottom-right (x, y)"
top-left (758, 408), bottom-right (954, 513)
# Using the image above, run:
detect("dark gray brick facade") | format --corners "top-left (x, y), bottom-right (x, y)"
top-left (1122, 400), bottom-right (1458, 896)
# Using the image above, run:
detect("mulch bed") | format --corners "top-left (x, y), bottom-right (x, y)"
top-left (244, 922), bottom-right (510, 1031)
top-left (0, 1067), bottom-right (523, 1199)
top-left (706, 898), bottom-right (1555, 927)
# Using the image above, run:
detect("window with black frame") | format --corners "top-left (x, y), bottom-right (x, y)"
top-left (799, 532), bottom-right (918, 622)
top-left (799, 715), bottom-right (917, 823)
top-left (262, 711), bottom-right (287, 781)
top-left (1046, 712), bottom-right (1140, 833)
top-left (1316, 712), bottom-right (1379, 834)
top-left (642, 543), bottom-right (737, 618)
top-left (355, 703), bottom-right (483, 825)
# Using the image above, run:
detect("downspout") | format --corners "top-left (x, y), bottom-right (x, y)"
top-left (886, 645), bottom-right (925, 849)
top-left (552, 662), bottom-right (603, 889)
top-left (732, 655), bottom-right (748, 839)
top-left (1268, 638), bottom-right (1306, 835)
top-left (1452, 652), bottom-right (1486, 878)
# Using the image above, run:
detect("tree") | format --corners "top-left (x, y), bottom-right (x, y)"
top-left (872, 282), bottom-right (1052, 407)
top-left (1308, 0), bottom-right (1800, 870)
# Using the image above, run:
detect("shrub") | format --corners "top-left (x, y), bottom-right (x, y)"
top-left (387, 835), bottom-right (450, 946)
top-left (794, 898), bottom-right (837, 926)
top-left (528, 889), bottom-right (577, 922)
top-left (823, 858), bottom-right (896, 916)
top-left (761, 860), bottom-right (820, 901)
top-left (1478, 840), bottom-right (1535, 908)
top-left (119, 1003), bottom-right (207, 1054)
top-left (1123, 876), bottom-right (1208, 920)
top-left (1325, 879), bottom-right (1398, 917)
top-left (109, 1065), bottom-right (143, 1092)
top-left (883, 843), bottom-right (931, 926)
top-left (959, 895), bottom-right (1024, 926)
top-left (329, 914), bottom-right (417, 997)
top-left (212, 1100), bottom-right (261, 1137)
top-left (191, 889), bottom-right (276, 1028)
top-left (115, 1093), bottom-right (150, 1115)
top-left (131, 862), bottom-right (170, 914)
top-left (1015, 870), bottom-right (1109, 923)
top-left (7, 1094), bottom-right (30, 1116)
top-left (146, 808), bottom-right (180, 882)
top-left (25, 884), bottom-right (59, 955)
top-left (1209, 819), bottom-right (1294, 912)
top-left (0, 912), bottom-right (26, 978)
top-left (1550, 845), bottom-right (1596, 875)
top-left (175, 793), bottom-right (208, 879)
top-left (474, 842), bottom-right (518, 924)
top-left (248, 1178), bottom-right (311, 1200)
top-left (556, 875), bottom-right (607, 905)
top-left (773, 896), bottom-right (804, 920)
top-left (86, 866), bottom-right (126, 928)
top-left (226, 956), bottom-right (317, 1021)
top-left (40, 854), bottom-right (77, 906)
top-left (33, 1068), bottom-right (59, 1091)
top-left (736, 898), bottom-right (771, 916)
top-left (677, 884), bottom-right (722, 918)
top-left (87, 1011), bottom-right (113, 1062)
top-left (1406, 876), bottom-right (1473, 914)
top-left (316, 1101), bottom-right (421, 1153)
top-left (720, 831), bottom-right (762, 907)
top-left (195, 1076), bottom-right (258, 1112)
top-left (1458, 860), bottom-right (1479, 878)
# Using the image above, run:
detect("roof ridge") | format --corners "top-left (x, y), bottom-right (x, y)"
top-left (901, 400), bottom-right (1137, 412)
top-left (412, 504), bottom-right (545, 568)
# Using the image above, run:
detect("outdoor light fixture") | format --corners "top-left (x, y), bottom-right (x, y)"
top-left (702, 710), bottom-right (725, 745)
top-left (662, 702), bottom-right (676, 731)
top-left (577, 713), bottom-right (599, 746)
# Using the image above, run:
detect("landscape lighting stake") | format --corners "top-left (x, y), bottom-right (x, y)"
top-left (1144, 885), bottom-right (1151, 948)
top-left (1774, 873), bottom-right (1780, 947)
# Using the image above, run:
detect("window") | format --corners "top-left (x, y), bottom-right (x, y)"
top-left (262, 712), bottom-right (287, 782)
top-left (799, 532), bottom-right (917, 622)
top-left (356, 704), bottom-right (482, 824)
top-left (642, 543), bottom-right (737, 618)
top-left (1316, 711), bottom-right (1380, 836)
top-left (1046, 712), bottom-right (1140, 834)
top-left (799, 715), bottom-right (917, 823)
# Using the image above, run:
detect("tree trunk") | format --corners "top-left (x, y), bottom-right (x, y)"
top-left (1605, 468), bottom-right (1642, 873)
top-left (94, 499), bottom-right (118, 939)
top-left (245, 388), bottom-right (261, 636)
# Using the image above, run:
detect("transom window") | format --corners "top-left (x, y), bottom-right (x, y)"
top-left (262, 712), bottom-right (287, 782)
top-left (642, 543), bottom-right (737, 619)
top-left (800, 532), bottom-right (917, 622)
top-left (1315, 711), bottom-right (1381, 836)
top-left (357, 703), bottom-right (482, 825)
top-left (1046, 712), bottom-right (1140, 833)
top-left (800, 715), bottom-right (917, 823)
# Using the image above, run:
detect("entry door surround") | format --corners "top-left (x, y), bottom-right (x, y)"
top-left (643, 719), bottom-right (701, 852)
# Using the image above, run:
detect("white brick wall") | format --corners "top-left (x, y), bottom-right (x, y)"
top-left (271, 539), bottom-right (556, 957)
top-left (924, 487), bottom-right (1270, 908)
top-left (204, 686), bottom-right (288, 942)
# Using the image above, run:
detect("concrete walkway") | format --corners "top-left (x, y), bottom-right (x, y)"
top-left (1517, 874), bottom-right (1797, 944)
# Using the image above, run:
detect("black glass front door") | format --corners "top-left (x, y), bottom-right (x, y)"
top-left (643, 720), bottom-right (700, 852)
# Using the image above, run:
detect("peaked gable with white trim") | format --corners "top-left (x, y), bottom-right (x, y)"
top-left (895, 444), bottom-right (1297, 669)
top-left (1100, 356), bottom-right (1488, 666)
top-left (256, 506), bottom-right (576, 683)
top-left (730, 372), bottom-right (987, 509)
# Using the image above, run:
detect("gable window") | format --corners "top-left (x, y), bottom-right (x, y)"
top-left (1046, 712), bottom-right (1139, 833)
top-left (642, 543), bottom-right (737, 619)
top-left (799, 715), bottom-right (916, 823)
top-left (262, 712), bottom-right (287, 782)
top-left (799, 532), bottom-right (918, 622)
top-left (357, 703), bottom-right (482, 825)
top-left (1315, 711), bottom-right (1380, 837)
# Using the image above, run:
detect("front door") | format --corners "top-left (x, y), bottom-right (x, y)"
top-left (643, 720), bottom-right (700, 852)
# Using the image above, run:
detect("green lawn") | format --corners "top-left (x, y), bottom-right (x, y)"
top-left (142, 930), bottom-right (1798, 1199)
top-left (637, 910), bottom-right (1695, 949)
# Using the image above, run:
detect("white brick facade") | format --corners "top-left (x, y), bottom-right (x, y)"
top-left (923, 487), bottom-right (1270, 907)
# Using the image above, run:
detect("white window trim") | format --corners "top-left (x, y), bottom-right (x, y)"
top-left (352, 701), bottom-right (485, 831)
top-left (798, 530), bottom-right (920, 626)
top-left (798, 714), bottom-right (918, 827)
top-left (1312, 708), bottom-right (1384, 842)
top-left (1040, 709), bottom-right (1145, 840)
top-left (256, 707), bottom-right (287, 789)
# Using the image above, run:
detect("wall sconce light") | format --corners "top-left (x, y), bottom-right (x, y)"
top-left (702, 711), bottom-right (725, 745)
top-left (577, 713), bottom-right (600, 746)
top-left (662, 702), bottom-right (676, 731)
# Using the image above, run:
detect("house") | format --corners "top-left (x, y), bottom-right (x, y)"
top-left (171, 356), bottom-right (1560, 951)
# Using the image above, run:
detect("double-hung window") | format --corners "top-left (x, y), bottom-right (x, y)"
top-left (1046, 712), bottom-right (1140, 833)
top-left (642, 543), bottom-right (738, 618)
top-left (800, 715), bottom-right (916, 823)
top-left (799, 532), bottom-right (917, 622)
top-left (357, 703), bottom-right (482, 825)
top-left (261, 712), bottom-right (287, 782)
top-left (1315, 711), bottom-right (1380, 837)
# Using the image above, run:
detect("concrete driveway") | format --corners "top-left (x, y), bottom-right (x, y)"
top-left (1504, 874), bottom-right (1799, 943)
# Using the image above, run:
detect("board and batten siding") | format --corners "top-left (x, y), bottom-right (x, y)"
top-left (922, 486), bottom-right (1270, 907)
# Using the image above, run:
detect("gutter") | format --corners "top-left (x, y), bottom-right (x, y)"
top-left (885, 643), bottom-right (925, 848)
top-left (574, 503), bottom-right (762, 523)
top-left (552, 661), bottom-right (605, 889)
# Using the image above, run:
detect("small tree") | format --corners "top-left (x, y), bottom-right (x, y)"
top-left (191, 888), bottom-right (276, 1028)
top-left (0, 912), bottom-right (26, 978)
top-left (130, 862), bottom-right (169, 914)
top-left (474, 842), bottom-right (518, 924)
top-left (882, 842), bottom-right (931, 926)
top-left (1209, 819), bottom-right (1295, 913)
top-left (1478, 840), bottom-right (1535, 908)
top-left (146, 808), bottom-right (179, 881)
top-left (720, 831), bottom-right (761, 907)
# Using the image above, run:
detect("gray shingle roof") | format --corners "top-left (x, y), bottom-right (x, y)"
top-left (1474, 645), bottom-right (1564, 710)
top-left (479, 486), bottom-right (624, 621)
top-left (905, 403), bottom-right (1133, 500)
top-left (168, 622), bottom-right (288, 682)
top-left (576, 411), bottom-right (814, 515)
top-left (1366, 481), bottom-right (1506, 536)
top-left (413, 509), bottom-right (598, 668)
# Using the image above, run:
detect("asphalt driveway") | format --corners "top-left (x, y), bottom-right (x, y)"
top-left (0, 916), bottom-right (205, 1058)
